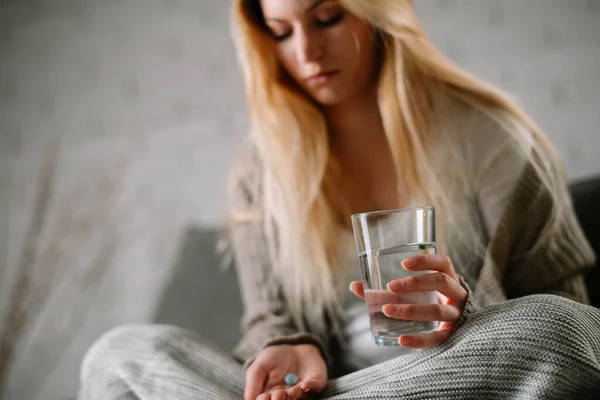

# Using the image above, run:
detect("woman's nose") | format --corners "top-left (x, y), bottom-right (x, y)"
top-left (295, 29), bottom-right (324, 64)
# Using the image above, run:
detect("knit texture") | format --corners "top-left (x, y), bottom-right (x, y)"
top-left (76, 96), bottom-right (598, 399)
top-left (77, 295), bottom-right (600, 399)
top-left (228, 96), bottom-right (596, 370)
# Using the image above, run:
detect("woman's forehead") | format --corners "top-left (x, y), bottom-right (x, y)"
top-left (260, 0), bottom-right (339, 18)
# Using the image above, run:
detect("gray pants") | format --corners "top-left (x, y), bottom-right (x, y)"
top-left (78, 295), bottom-right (600, 399)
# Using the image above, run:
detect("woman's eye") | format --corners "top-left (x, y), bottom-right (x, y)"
top-left (269, 12), bottom-right (344, 41)
top-left (316, 12), bottom-right (344, 28)
top-left (273, 31), bottom-right (292, 42)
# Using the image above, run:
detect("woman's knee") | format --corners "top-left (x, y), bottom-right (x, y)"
top-left (507, 294), bottom-right (591, 321)
top-left (80, 324), bottom-right (192, 382)
top-left (473, 294), bottom-right (598, 341)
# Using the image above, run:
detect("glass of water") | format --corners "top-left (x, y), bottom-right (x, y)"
top-left (351, 207), bottom-right (439, 346)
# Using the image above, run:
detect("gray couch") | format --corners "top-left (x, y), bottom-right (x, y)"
top-left (153, 227), bottom-right (243, 353)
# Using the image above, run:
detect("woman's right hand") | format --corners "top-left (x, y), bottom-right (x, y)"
top-left (244, 344), bottom-right (327, 400)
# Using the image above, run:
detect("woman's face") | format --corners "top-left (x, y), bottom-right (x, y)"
top-left (260, 0), bottom-right (379, 106)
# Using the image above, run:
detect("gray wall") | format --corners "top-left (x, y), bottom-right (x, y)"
top-left (1, 0), bottom-right (599, 399)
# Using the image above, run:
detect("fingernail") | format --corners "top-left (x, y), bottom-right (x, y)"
top-left (399, 336), bottom-right (412, 346)
top-left (383, 304), bottom-right (398, 314)
top-left (387, 280), bottom-right (402, 292)
top-left (402, 257), bottom-right (417, 269)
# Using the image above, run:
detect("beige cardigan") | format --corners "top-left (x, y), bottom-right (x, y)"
top-left (227, 96), bottom-right (595, 374)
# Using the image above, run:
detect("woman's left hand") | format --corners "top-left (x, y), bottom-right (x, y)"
top-left (350, 254), bottom-right (468, 349)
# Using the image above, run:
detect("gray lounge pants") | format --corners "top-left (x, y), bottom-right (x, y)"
top-left (77, 295), bottom-right (600, 399)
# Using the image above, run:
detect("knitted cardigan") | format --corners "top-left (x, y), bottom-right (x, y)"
top-left (227, 95), bottom-right (595, 374)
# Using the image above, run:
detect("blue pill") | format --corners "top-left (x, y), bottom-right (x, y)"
top-left (284, 373), bottom-right (299, 385)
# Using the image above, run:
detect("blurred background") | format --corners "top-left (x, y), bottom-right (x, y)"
top-left (1, 0), bottom-right (599, 399)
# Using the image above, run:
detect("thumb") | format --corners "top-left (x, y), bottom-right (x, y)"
top-left (244, 363), bottom-right (268, 400)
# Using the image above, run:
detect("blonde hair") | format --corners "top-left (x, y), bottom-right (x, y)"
top-left (228, 0), bottom-right (565, 336)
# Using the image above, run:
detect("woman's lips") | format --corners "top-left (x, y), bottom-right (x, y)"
top-left (306, 70), bottom-right (339, 85)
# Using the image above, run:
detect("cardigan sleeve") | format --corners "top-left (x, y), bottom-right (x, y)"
top-left (491, 161), bottom-right (593, 303)
top-left (466, 110), bottom-right (595, 305)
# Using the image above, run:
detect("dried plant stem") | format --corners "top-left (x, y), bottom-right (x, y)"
top-left (0, 137), bottom-right (59, 394)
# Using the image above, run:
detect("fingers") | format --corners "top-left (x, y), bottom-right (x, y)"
top-left (437, 292), bottom-right (448, 304)
top-left (245, 364), bottom-right (268, 400)
top-left (438, 321), bottom-right (454, 331)
top-left (272, 390), bottom-right (286, 400)
top-left (387, 272), bottom-right (466, 304)
top-left (299, 377), bottom-right (327, 394)
top-left (256, 385), bottom-right (307, 400)
top-left (286, 385), bottom-right (304, 399)
top-left (382, 303), bottom-right (461, 322)
top-left (257, 389), bottom-right (286, 400)
top-left (250, 378), bottom-right (323, 400)
top-left (258, 384), bottom-right (312, 400)
top-left (349, 281), bottom-right (365, 300)
top-left (399, 325), bottom-right (454, 348)
top-left (402, 254), bottom-right (457, 280)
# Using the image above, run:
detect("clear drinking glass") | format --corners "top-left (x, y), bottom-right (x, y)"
top-left (351, 207), bottom-right (439, 346)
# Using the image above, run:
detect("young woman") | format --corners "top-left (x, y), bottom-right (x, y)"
top-left (77, 1), bottom-right (599, 399)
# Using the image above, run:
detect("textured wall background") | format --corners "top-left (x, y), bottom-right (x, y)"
top-left (1, 0), bottom-right (599, 399)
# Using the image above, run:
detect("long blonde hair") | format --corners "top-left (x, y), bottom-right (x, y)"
top-left (228, 0), bottom-right (564, 336)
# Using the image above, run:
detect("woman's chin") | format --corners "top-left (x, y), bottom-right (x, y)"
top-left (309, 89), bottom-right (348, 107)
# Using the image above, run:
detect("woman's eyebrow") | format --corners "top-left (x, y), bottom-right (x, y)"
top-left (265, 0), bottom-right (334, 23)
top-left (306, 0), bottom-right (332, 13)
